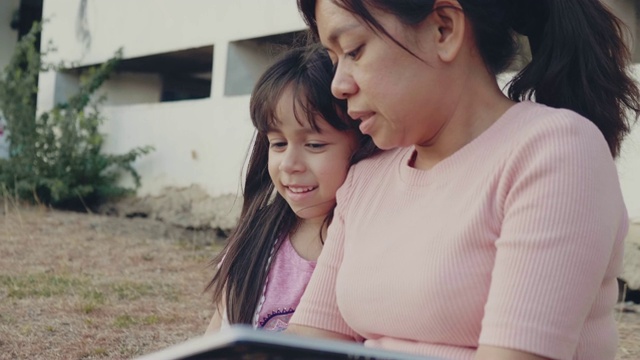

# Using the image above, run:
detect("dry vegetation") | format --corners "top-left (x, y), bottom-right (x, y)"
top-left (1, 201), bottom-right (639, 359)
top-left (0, 201), bottom-right (224, 359)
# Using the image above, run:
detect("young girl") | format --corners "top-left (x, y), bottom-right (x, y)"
top-left (205, 44), bottom-right (377, 332)
top-left (289, 1), bottom-right (640, 360)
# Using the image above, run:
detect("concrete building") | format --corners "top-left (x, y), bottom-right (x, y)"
top-left (0, 0), bottom-right (21, 159)
top-left (15, 0), bottom-right (640, 218)
top-left (34, 0), bottom-right (307, 200)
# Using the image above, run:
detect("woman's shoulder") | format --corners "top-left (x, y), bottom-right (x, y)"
top-left (511, 101), bottom-right (604, 138)
top-left (500, 101), bottom-right (614, 169)
top-left (501, 101), bottom-right (610, 155)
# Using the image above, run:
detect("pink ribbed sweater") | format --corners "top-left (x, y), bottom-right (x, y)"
top-left (290, 101), bottom-right (627, 360)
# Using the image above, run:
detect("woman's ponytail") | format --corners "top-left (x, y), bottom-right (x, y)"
top-left (507, 0), bottom-right (640, 157)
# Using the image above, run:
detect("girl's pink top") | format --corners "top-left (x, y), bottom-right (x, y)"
top-left (290, 101), bottom-right (628, 360)
top-left (254, 236), bottom-right (316, 331)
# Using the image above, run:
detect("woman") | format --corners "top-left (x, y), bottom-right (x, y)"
top-left (288, 1), bottom-right (640, 360)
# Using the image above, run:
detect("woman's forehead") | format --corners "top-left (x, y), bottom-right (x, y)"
top-left (315, 0), bottom-right (363, 41)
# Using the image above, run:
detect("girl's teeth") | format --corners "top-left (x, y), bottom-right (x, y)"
top-left (289, 187), bottom-right (314, 193)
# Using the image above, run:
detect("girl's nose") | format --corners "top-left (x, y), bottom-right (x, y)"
top-left (331, 62), bottom-right (358, 99)
top-left (279, 148), bottom-right (305, 173)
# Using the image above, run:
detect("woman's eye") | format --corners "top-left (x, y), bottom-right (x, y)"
top-left (346, 45), bottom-right (363, 60)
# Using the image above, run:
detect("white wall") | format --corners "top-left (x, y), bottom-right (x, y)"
top-left (620, 122), bottom-right (640, 220)
top-left (100, 97), bottom-right (256, 197)
top-left (39, 0), bottom-right (304, 67)
top-left (618, 64), bottom-right (640, 219)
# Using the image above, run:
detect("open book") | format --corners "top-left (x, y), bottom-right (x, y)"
top-left (134, 325), bottom-right (442, 359)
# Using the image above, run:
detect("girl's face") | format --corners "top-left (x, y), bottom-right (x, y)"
top-left (267, 87), bottom-right (357, 223)
top-left (315, 0), bottom-right (449, 150)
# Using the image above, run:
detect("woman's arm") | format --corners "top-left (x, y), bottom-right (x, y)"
top-left (287, 324), bottom-right (355, 342)
top-left (476, 345), bottom-right (552, 360)
top-left (479, 116), bottom-right (625, 359)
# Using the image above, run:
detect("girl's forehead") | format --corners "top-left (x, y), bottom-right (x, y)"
top-left (273, 90), bottom-right (328, 132)
top-left (268, 113), bottom-right (331, 133)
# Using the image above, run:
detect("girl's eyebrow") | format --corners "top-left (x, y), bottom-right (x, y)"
top-left (268, 126), bottom-right (325, 136)
top-left (298, 126), bottom-right (323, 135)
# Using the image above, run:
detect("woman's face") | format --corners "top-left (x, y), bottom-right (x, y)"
top-left (315, 0), bottom-right (449, 150)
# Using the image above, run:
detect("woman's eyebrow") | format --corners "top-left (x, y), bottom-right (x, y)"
top-left (325, 23), bottom-right (361, 48)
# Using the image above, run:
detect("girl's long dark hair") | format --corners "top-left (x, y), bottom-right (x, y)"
top-left (206, 43), bottom-right (378, 325)
top-left (297, 0), bottom-right (640, 157)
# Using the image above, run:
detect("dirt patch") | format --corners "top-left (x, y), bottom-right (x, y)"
top-left (1, 203), bottom-right (639, 359)
top-left (98, 185), bottom-right (242, 232)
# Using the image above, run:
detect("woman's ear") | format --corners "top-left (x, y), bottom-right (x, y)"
top-left (431, 0), bottom-right (465, 63)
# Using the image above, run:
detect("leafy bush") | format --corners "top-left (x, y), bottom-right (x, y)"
top-left (0, 23), bottom-right (152, 210)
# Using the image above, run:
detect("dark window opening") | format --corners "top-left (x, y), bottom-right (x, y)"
top-left (116, 46), bottom-right (213, 102)
top-left (61, 45), bottom-right (214, 105)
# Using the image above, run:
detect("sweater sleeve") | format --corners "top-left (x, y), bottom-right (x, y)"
top-left (289, 166), bottom-right (361, 340)
top-left (479, 112), bottom-right (627, 360)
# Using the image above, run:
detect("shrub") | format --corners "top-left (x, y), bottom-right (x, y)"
top-left (0, 23), bottom-right (152, 210)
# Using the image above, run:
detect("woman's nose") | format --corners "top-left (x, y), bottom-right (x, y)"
top-left (331, 62), bottom-right (358, 99)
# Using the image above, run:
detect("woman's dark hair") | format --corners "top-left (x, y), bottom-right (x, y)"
top-left (297, 0), bottom-right (640, 157)
top-left (206, 43), bottom-right (378, 325)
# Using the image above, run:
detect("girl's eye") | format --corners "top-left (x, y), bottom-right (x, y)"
top-left (269, 142), bottom-right (287, 150)
top-left (306, 143), bottom-right (327, 150)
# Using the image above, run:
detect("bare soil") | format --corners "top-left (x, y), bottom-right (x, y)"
top-left (1, 203), bottom-right (639, 359)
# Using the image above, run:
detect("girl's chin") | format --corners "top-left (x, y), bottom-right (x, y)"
top-left (292, 206), bottom-right (334, 223)
top-left (294, 213), bottom-right (329, 224)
